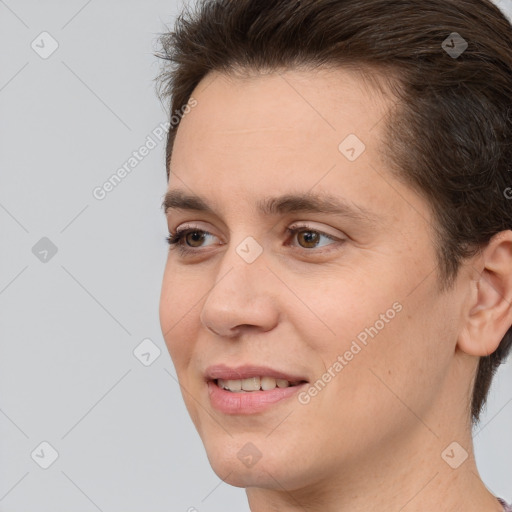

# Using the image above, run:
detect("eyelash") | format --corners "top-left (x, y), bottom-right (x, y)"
top-left (165, 224), bottom-right (342, 256)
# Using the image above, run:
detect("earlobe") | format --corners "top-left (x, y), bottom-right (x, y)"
top-left (457, 230), bottom-right (512, 357)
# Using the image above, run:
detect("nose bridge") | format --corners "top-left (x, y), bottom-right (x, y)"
top-left (199, 234), bottom-right (278, 336)
top-left (208, 234), bottom-right (268, 306)
top-left (215, 231), bottom-right (268, 290)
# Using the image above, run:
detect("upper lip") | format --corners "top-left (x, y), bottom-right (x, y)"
top-left (205, 364), bottom-right (309, 383)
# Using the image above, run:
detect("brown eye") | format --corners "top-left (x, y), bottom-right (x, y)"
top-left (296, 230), bottom-right (321, 249)
top-left (185, 231), bottom-right (207, 247)
top-left (287, 225), bottom-right (339, 250)
top-left (166, 228), bottom-right (217, 255)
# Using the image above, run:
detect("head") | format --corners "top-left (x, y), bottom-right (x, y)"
top-left (157, 0), bottom-right (512, 494)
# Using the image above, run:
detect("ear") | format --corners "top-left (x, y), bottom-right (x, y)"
top-left (458, 230), bottom-right (512, 357)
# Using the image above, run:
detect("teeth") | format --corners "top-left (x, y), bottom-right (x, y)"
top-left (242, 377), bottom-right (260, 391)
top-left (217, 376), bottom-right (296, 392)
top-left (225, 379), bottom-right (241, 391)
top-left (261, 376), bottom-right (277, 390)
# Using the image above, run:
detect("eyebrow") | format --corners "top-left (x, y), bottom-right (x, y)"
top-left (162, 189), bottom-right (381, 226)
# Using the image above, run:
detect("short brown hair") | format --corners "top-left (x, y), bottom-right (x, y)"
top-left (155, 0), bottom-right (512, 423)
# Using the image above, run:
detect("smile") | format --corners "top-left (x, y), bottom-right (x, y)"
top-left (217, 376), bottom-right (304, 392)
top-left (207, 378), bottom-right (308, 414)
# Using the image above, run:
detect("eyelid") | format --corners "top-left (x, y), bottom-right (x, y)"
top-left (167, 223), bottom-right (222, 253)
top-left (172, 222), bottom-right (218, 237)
top-left (285, 223), bottom-right (345, 253)
top-left (171, 222), bottom-right (343, 241)
top-left (287, 221), bottom-right (345, 240)
top-left (168, 221), bottom-right (346, 256)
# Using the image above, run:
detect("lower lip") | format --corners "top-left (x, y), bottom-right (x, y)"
top-left (207, 380), bottom-right (307, 415)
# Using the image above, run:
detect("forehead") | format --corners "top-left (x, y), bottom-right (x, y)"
top-left (167, 67), bottom-right (426, 228)
top-left (173, 66), bottom-right (392, 151)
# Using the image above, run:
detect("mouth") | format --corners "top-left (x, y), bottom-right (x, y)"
top-left (205, 365), bottom-right (309, 414)
top-left (214, 376), bottom-right (307, 392)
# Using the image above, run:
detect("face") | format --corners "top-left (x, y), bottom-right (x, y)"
top-left (159, 67), bottom-right (470, 492)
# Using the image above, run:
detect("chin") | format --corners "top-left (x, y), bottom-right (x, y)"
top-left (202, 436), bottom-right (313, 491)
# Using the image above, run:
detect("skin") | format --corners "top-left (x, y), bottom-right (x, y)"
top-left (159, 67), bottom-right (512, 512)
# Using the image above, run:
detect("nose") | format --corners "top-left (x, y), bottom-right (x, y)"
top-left (199, 242), bottom-right (280, 338)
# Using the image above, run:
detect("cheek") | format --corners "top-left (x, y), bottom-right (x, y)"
top-left (159, 259), bottom-right (206, 328)
top-left (294, 305), bottom-right (439, 464)
top-left (328, 282), bottom-right (453, 433)
top-left (159, 267), bottom-right (207, 427)
top-left (287, 264), bottom-right (404, 360)
top-left (159, 264), bottom-right (202, 369)
top-left (294, 261), bottom-right (447, 410)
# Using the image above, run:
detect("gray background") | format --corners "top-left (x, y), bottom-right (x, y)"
top-left (0, 1), bottom-right (511, 510)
